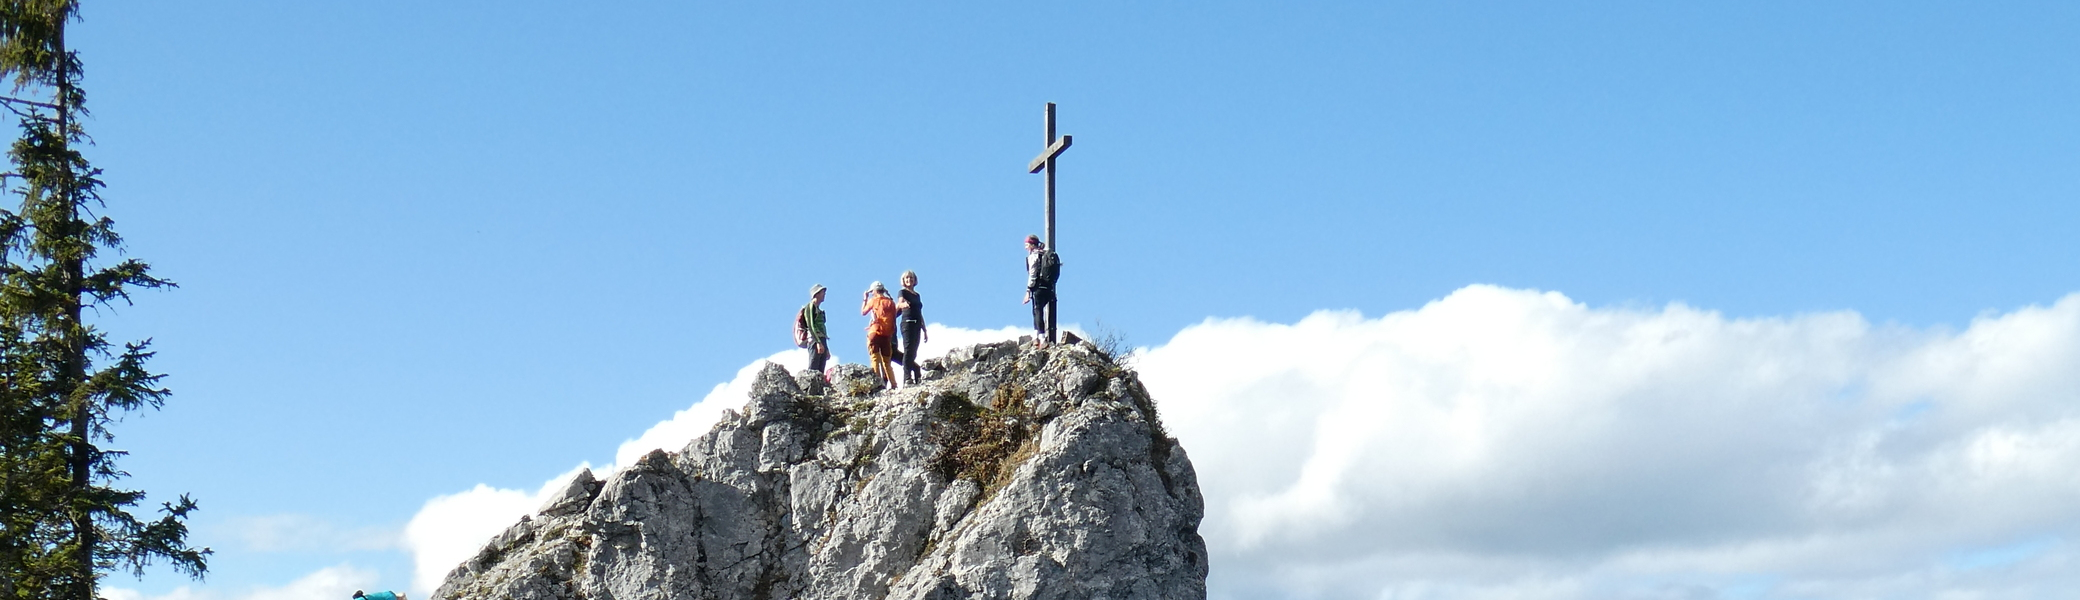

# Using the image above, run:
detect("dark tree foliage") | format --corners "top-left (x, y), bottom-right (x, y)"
top-left (0, 2), bottom-right (208, 598)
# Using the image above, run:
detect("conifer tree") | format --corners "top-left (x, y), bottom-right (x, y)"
top-left (0, 2), bottom-right (208, 598)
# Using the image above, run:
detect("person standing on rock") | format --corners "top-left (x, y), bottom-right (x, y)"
top-left (861, 281), bottom-right (901, 387)
top-left (1021, 234), bottom-right (1059, 347)
top-left (897, 270), bottom-right (929, 385)
top-left (801, 284), bottom-right (831, 373)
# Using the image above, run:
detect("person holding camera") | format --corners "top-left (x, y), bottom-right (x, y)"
top-left (860, 281), bottom-right (900, 387)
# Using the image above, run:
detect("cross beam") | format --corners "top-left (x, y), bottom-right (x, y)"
top-left (1028, 135), bottom-right (1072, 173)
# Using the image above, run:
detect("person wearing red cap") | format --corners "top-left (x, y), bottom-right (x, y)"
top-left (1021, 234), bottom-right (1058, 347)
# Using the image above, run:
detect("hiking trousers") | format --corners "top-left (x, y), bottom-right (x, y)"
top-left (867, 333), bottom-right (897, 386)
top-left (1030, 288), bottom-right (1055, 338)
top-left (901, 320), bottom-right (924, 383)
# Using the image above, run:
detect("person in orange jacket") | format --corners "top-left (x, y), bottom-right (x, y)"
top-left (860, 281), bottom-right (901, 387)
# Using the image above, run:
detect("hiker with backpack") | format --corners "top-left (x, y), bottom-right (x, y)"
top-left (795, 284), bottom-right (830, 373)
top-left (1022, 234), bottom-right (1061, 347)
top-left (897, 270), bottom-right (929, 385)
top-left (861, 281), bottom-right (901, 387)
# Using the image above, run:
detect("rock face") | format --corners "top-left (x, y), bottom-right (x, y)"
top-left (434, 340), bottom-right (1207, 600)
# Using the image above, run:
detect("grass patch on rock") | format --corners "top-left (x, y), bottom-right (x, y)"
top-left (928, 387), bottom-right (1038, 499)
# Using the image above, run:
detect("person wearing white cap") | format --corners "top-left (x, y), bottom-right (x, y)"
top-left (860, 281), bottom-right (900, 387)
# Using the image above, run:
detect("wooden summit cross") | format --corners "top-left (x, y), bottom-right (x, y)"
top-left (1028, 102), bottom-right (1072, 343)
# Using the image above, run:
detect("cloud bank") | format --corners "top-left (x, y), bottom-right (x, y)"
top-left (398, 287), bottom-right (2080, 598)
top-left (1136, 285), bottom-right (2080, 599)
top-left (105, 564), bottom-right (380, 600)
top-left (218, 514), bottom-right (399, 553)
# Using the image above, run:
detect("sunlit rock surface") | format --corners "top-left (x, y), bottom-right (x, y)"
top-left (434, 339), bottom-right (1206, 600)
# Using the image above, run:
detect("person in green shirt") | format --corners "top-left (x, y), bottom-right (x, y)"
top-left (802, 284), bottom-right (830, 372)
top-left (352, 591), bottom-right (405, 600)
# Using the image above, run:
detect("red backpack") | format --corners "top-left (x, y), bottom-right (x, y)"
top-left (793, 305), bottom-right (811, 348)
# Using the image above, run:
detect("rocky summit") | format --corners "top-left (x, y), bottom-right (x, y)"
top-left (433, 339), bottom-right (1207, 600)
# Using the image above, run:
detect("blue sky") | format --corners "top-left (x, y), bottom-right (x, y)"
top-left (60, 2), bottom-right (2080, 598)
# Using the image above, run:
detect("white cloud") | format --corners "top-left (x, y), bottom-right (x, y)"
top-left (402, 464), bottom-right (588, 596)
top-left (612, 348), bottom-right (809, 469)
top-left (106, 564), bottom-right (381, 600)
top-left (392, 290), bottom-right (2080, 599)
top-left (217, 514), bottom-right (398, 552)
top-left (1134, 285), bottom-right (2080, 599)
top-left (402, 347), bottom-right (814, 596)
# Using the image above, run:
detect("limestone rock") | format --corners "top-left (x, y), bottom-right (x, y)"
top-left (434, 340), bottom-right (1205, 600)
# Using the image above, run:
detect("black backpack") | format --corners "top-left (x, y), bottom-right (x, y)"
top-left (1039, 250), bottom-right (1063, 286)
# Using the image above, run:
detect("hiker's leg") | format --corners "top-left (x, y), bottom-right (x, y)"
top-left (870, 335), bottom-right (894, 385)
top-left (1031, 288), bottom-right (1054, 345)
top-left (1043, 291), bottom-right (1057, 342)
top-left (1031, 290), bottom-right (1049, 337)
top-left (901, 322), bottom-right (923, 382)
top-left (866, 338), bottom-right (879, 381)
top-left (891, 343), bottom-right (901, 384)
top-left (889, 337), bottom-right (899, 383)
